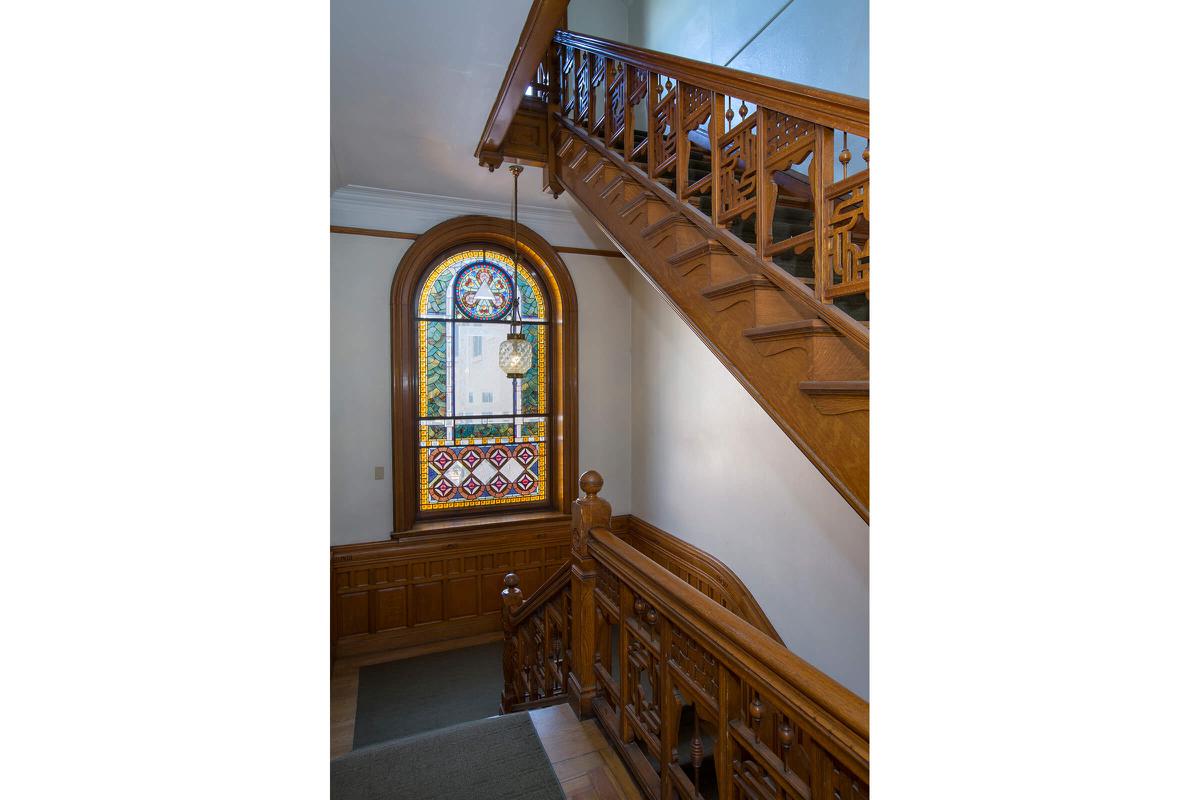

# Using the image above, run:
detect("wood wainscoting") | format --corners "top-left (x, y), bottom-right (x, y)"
top-left (332, 513), bottom-right (573, 659)
top-left (331, 512), bottom-right (781, 659)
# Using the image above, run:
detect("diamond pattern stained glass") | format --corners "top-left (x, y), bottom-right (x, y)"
top-left (416, 248), bottom-right (550, 512)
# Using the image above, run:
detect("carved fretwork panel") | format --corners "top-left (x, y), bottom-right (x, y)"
top-left (717, 114), bottom-right (757, 225)
top-left (762, 110), bottom-right (815, 173)
top-left (596, 562), bottom-right (619, 610)
top-left (607, 60), bottom-right (626, 147)
top-left (558, 45), bottom-right (574, 116)
top-left (824, 174), bottom-right (869, 301)
top-left (590, 54), bottom-right (607, 136)
top-left (668, 621), bottom-right (718, 712)
top-left (575, 50), bottom-right (590, 129)
top-left (626, 637), bottom-right (662, 743)
top-left (650, 82), bottom-right (678, 180)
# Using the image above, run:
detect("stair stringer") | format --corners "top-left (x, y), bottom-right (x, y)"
top-left (554, 127), bottom-right (869, 521)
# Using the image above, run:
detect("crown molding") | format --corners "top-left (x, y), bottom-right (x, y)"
top-left (330, 185), bottom-right (610, 249)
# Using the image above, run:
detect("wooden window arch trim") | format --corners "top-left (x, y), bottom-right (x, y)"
top-left (390, 214), bottom-right (579, 533)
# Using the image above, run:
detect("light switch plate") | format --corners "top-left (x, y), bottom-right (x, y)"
top-left (374, 466), bottom-right (385, 480)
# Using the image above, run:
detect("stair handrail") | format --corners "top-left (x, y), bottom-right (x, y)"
top-left (500, 560), bottom-right (574, 712)
top-left (553, 30), bottom-right (868, 136)
top-left (548, 471), bottom-right (868, 797)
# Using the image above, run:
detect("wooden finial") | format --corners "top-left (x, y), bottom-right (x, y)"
top-left (580, 470), bottom-right (603, 497)
top-left (572, 470), bottom-right (611, 558)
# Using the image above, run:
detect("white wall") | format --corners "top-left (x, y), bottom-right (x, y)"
top-left (568, 0), bottom-right (630, 42)
top-left (629, 273), bottom-right (869, 699)
top-left (625, 0), bottom-right (868, 97)
top-left (330, 200), bottom-right (633, 546)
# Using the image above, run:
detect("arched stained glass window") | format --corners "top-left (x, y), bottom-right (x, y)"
top-left (415, 247), bottom-right (549, 512)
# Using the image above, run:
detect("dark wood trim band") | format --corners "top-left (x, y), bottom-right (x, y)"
top-left (332, 225), bottom-right (623, 259)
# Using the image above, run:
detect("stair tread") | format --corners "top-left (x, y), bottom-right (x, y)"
top-left (744, 319), bottom-right (834, 340)
top-left (798, 380), bottom-right (869, 397)
top-left (701, 274), bottom-right (775, 299)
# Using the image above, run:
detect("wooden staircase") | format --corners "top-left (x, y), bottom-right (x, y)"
top-left (498, 472), bottom-right (870, 799)
top-left (475, 8), bottom-right (870, 520)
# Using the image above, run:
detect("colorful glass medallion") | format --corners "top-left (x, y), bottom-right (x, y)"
top-left (453, 262), bottom-right (516, 321)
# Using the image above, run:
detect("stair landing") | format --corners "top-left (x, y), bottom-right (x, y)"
top-left (331, 638), bottom-right (640, 799)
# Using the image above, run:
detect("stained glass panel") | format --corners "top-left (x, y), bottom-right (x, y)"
top-left (520, 323), bottom-right (546, 415)
top-left (415, 247), bottom-right (550, 512)
top-left (419, 320), bottom-right (448, 417)
top-left (420, 441), bottom-right (546, 510)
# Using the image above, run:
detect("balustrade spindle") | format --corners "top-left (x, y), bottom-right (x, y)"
top-left (839, 131), bottom-right (852, 180)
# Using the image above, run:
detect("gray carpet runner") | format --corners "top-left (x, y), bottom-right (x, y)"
top-left (331, 712), bottom-right (565, 800)
top-left (353, 641), bottom-right (503, 748)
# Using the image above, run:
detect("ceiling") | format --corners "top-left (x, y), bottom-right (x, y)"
top-left (332, 0), bottom-right (588, 213)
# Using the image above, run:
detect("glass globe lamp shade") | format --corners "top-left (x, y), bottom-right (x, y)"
top-left (499, 332), bottom-right (533, 379)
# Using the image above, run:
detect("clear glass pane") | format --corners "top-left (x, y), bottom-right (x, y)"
top-left (453, 322), bottom-right (516, 417)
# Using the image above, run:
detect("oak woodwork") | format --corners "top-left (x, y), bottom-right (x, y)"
top-left (330, 514), bottom-right (572, 659)
top-left (497, 473), bottom-right (867, 799)
top-left (619, 515), bottom-right (782, 644)
top-left (553, 31), bottom-right (868, 137)
top-left (475, 0), bottom-right (569, 170)
top-left (552, 125), bottom-right (868, 518)
top-left (389, 215), bottom-right (579, 533)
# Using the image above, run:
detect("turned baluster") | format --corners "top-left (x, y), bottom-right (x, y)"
top-left (691, 711), bottom-right (704, 790)
top-left (500, 572), bottom-right (523, 712)
top-left (749, 696), bottom-right (764, 742)
top-left (779, 721), bottom-right (795, 773)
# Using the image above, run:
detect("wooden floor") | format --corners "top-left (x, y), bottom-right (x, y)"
top-left (331, 638), bottom-right (640, 800)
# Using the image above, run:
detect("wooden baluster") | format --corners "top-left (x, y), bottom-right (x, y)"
top-left (839, 131), bottom-right (851, 181)
top-left (811, 126), bottom-right (835, 304)
top-left (658, 608), bottom-right (673, 799)
top-left (779, 721), bottom-right (795, 773)
top-left (710, 92), bottom-right (725, 226)
top-left (603, 56), bottom-right (614, 145)
top-left (691, 711), bottom-right (704, 793)
top-left (622, 62), bottom-right (635, 162)
top-left (500, 572), bottom-right (523, 712)
top-left (754, 106), bottom-right (767, 259)
top-left (618, 582), bottom-right (634, 744)
top-left (675, 80), bottom-right (687, 200)
top-left (862, 138), bottom-right (870, 167)
top-left (569, 470), bottom-right (611, 718)
top-left (749, 695), bottom-right (763, 741)
top-left (647, 73), bottom-right (659, 177)
top-left (716, 665), bottom-right (735, 798)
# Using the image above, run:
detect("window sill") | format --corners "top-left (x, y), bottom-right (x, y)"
top-left (389, 509), bottom-right (571, 541)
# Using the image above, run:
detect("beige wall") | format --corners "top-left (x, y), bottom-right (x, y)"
top-left (330, 233), bottom-right (633, 546)
top-left (628, 271), bottom-right (869, 699)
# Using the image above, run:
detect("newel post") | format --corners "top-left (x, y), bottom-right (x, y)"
top-left (568, 470), bottom-right (611, 718)
top-left (500, 572), bottom-right (523, 713)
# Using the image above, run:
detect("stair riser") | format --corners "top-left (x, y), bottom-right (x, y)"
top-left (749, 335), bottom-right (868, 382)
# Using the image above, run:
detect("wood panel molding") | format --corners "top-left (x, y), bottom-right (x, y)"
top-left (331, 514), bottom-right (572, 659)
top-left (330, 224), bottom-right (623, 258)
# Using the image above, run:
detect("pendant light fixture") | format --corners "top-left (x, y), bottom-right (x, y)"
top-left (499, 164), bottom-right (534, 379)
